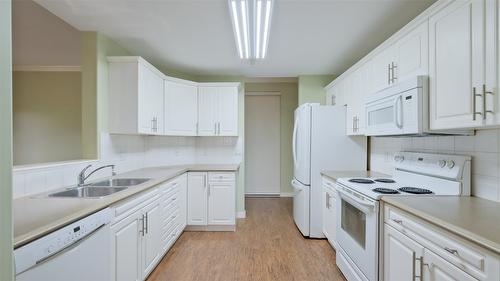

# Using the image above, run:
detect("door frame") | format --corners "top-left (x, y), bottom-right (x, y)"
top-left (244, 92), bottom-right (281, 197)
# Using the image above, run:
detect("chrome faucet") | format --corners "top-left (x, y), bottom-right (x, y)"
top-left (78, 164), bottom-right (116, 186)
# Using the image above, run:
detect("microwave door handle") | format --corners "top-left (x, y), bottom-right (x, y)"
top-left (397, 95), bottom-right (403, 128)
top-left (393, 95), bottom-right (403, 129)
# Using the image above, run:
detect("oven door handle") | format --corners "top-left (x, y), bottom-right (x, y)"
top-left (335, 187), bottom-right (376, 214)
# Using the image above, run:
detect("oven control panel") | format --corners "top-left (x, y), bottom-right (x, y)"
top-left (393, 152), bottom-right (471, 180)
top-left (14, 208), bottom-right (112, 275)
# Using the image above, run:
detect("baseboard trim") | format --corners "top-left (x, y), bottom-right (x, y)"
top-left (280, 192), bottom-right (295, 197)
top-left (237, 211), bottom-right (246, 219)
top-left (185, 225), bottom-right (236, 232)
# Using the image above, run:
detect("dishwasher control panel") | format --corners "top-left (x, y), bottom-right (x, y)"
top-left (14, 207), bottom-right (113, 275)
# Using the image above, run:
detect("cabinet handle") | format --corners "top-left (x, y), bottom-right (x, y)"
top-left (388, 64), bottom-right (392, 85)
top-left (483, 84), bottom-right (494, 118)
top-left (413, 256), bottom-right (424, 281)
top-left (444, 247), bottom-right (459, 255)
top-left (325, 192), bottom-right (330, 209)
top-left (139, 214), bottom-right (145, 236)
top-left (392, 219), bottom-right (403, 224)
top-left (391, 62), bottom-right (397, 83)
top-left (473, 87), bottom-right (482, 121)
top-left (217, 122), bottom-right (221, 135)
top-left (145, 212), bottom-right (149, 234)
top-left (214, 123), bottom-right (217, 135)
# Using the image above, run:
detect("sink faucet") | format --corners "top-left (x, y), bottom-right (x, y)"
top-left (78, 164), bottom-right (116, 186)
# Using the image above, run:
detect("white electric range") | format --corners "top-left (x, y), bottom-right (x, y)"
top-left (334, 152), bottom-right (471, 281)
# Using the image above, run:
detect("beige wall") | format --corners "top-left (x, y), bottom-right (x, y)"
top-left (298, 75), bottom-right (335, 105)
top-left (12, 0), bottom-right (81, 66)
top-left (0, 0), bottom-right (13, 278)
top-left (13, 71), bottom-right (82, 165)
top-left (245, 82), bottom-right (298, 194)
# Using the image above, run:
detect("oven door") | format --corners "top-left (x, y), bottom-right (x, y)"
top-left (335, 185), bottom-right (378, 281)
top-left (365, 92), bottom-right (404, 136)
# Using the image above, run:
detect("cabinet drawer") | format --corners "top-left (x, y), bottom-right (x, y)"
top-left (112, 188), bottom-right (160, 222)
top-left (384, 205), bottom-right (499, 280)
top-left (208, 172), bottom-right (235, 182)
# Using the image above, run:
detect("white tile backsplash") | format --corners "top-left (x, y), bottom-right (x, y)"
top-left (13, 133), bottom-right (242, 198)
top-left (370, 128), bottom-right (500, 202)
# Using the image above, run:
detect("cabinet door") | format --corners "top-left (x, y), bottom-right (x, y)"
top-left (394, 20), bottom-right (429, 83)
top-left (383, 224), bottom-right (425, 281)
top-left (138, 64), bottom-right (164, 135)
top-left (208, 181), bottom-right (235, 225)
top-left (197, 87), bottom-right (218, 136)
top-left (217, 86), bottom-right (239, 136)
top-left (177, 173), bottom-right (188, 229)
top-left (429, 0), bottom-right (485, 130)
top-left (164, 81), bottom-right (198, 136)
top-left (371, 46), bottom-right (395, 93)
top-left (327, 194), bottom-right (336, 245)
top-left (187, 172), bottom-right (208, 225)
top-left (423, 249), bottom-right (478, 281)
top-left (141, 200), bottom-right (162, 278)
top-left (322, 188), bottom-right (330, 239)
top-left (485, 0), bottom-right (499, 125)
top-left (111, 212), bottom-right (142, 281)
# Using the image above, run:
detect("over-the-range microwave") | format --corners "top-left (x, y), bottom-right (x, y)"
top-left (364, 76), bottom-right (472, 137)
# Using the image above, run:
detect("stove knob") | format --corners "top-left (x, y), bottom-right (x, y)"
top-left (438, 160), bottom-right (446, 168)
top-left (446, 160), bottom-right (455, 169)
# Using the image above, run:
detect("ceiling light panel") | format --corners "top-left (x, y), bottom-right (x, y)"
top-left (229, 0), bottom-right (273, 60)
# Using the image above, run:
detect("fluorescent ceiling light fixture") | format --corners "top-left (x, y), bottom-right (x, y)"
top-left (229, 0), bottom-right (274, 60)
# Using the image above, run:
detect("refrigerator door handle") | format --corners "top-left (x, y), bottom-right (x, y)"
top-left (292, 116), bottom-right (299, 168)
top-left (291, 179), bottom-right (304, 196)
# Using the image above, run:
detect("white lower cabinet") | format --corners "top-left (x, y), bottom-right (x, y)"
top-left (321, 177), bottom-right (336, 248)
top-left (382, 205), bottom-right (500, 281)
top-left (110, 174), bottom-right (187, 281)
top-left (187, 172), bottom-right (236, 229)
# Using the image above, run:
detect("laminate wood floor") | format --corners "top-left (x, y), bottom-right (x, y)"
top-left (147, 198), bottom-right (346, 281)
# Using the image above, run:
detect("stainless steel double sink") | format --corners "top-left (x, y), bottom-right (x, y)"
top-left (48, 178), bottom-right (151, 199)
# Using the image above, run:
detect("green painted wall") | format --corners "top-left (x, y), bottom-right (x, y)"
top-left (245, 82), bottom-right (298, 194)
top-left (81, 32), bottom-right (131, 158)
top-left (0, 0), bottom-right (13, 279)
top-left (195, 75), bottom-right (246, 213)
top-left (298, 75), bottom-right (335, 105)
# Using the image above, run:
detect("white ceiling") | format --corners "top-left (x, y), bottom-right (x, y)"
top-left (34, 0), bottom-right (436, 77)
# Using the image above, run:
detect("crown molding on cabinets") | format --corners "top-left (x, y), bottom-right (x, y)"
top-left (13, 65), bottom-right (81, 72)
top-left (325, 0), bottom-right (453, 90)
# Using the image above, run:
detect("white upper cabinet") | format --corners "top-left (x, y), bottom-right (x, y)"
top-left (393, 20), bottom-right (429, 83)
top-left (109, 57), bottom-right (165, 135)
top-left (371, 46), bottom-right (395, 93)
top-left (198, 84), bottom-right (239, 136)
top-left (484, 0), bottom-right (499, 125)
top-left (164, 80), bottom-right (198, 136)
top-left (429, 0), bottom-right (485, 130)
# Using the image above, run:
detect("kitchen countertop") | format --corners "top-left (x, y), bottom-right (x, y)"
top-left (382, 196), bottom-right (500, 255)
top-left (13, 164), bottom-right (239, 249)
top-left (321, 170), bottom-right (390, 181)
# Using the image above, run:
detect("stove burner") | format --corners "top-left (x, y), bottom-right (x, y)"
top-left (374, 178), bottom-right (396, 183)
top-left (372, 188), bottom-right (400, 194)
top-left (348, 178), bottom-right (375, 184)
top-left (399, 187), bottom-right (433, 194)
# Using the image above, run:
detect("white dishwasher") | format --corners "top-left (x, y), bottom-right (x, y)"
top-left (14, 208), bottom-right (113, 281)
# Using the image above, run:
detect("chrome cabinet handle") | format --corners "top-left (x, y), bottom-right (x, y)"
top-left (325, 192), bottom-right (330, 209)
top-left (483, 84), bottom-right (494, 117)
top-left (139, 214), bottom-right (145, 236)
top-left (214, 123), bottom-right (217, 135)
top-left (392, 219), bottom-right (403, 224)
top-left (145, 213), bottom-right (149, 234)
top-left (388, 63), bottom-right (392, 85)
top-left (217, 122), bottom-right (221, 135)
top-left (413, 256), bottom-right (424, 281)
top-left (391, 62), bottom-right (397, 83)
top-left (444, 247), bottom-right (458, 255)
top-left (473, 87), bottom-right (482, 121)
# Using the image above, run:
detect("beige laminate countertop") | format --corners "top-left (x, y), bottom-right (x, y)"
top-left (382, 196), bottom-right (500, 255)
top-left (13, 164), bottom-right (239, 249)
top-left (321, 170), bottom-right (390, 181)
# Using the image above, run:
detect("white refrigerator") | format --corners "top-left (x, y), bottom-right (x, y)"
top-left (291, 103), bottom-right (367, 238)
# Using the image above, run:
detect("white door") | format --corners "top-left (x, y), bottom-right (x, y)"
top-left (394, 20), bottom-right (429, 83)
top-left (245, 94), bottom-right (281, 196)
top-left (217, 86), bottom-right (239, 136)
top-left (138, 64), bottom-right (164, 135)
top-left (198, 87), bottom-right (218, 136)
top-left (429, 0), bottom-right (485, 130)
top-left (383, 224), bottom-right (425, 281)
top-left (187, 172), bottom-right (208, 225)
top-left (423, 249), bottom-right (478, 281)
top-left (208, 181), bottom-right (235, 225)
top-left (292, 179), bottom-right (310, 236)
top-left (164, 81), bottom-right (198, 136)
top-left (293, 105), bottom-right (311, 185)
top-left (111, 212), bottom-right (141, 281)
top-left (141, 200), bottom-right (162, 278)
